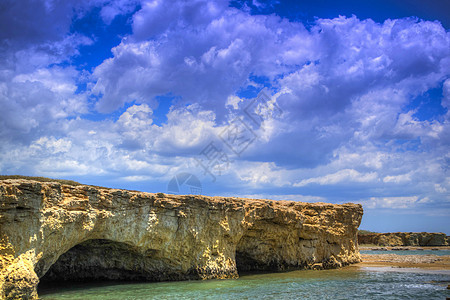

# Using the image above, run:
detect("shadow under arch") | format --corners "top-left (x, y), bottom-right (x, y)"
top-left (37, 239), bottom-right (184, 286)
top-left (234, 219), bottom-right (311, 274)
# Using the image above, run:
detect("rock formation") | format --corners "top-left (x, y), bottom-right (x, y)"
top-left (0, 179), bottom-right (363, 299)
top-left (358, 232), bottom-right (448, 246)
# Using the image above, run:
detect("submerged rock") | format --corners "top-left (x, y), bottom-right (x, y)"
top-left (0, 179), bottom-right (363, 299)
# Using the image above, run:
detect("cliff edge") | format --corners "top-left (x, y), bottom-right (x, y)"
top-left (0, 179), bottom-right (363, 299)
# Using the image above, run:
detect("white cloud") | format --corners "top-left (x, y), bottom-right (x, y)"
top-left (360, 196), bottom-right (420, 209)
top-left (434, 184), bottom-right (448, 194)
top-left (36, 159), bottom-right (98, 177)
top-left (225, 95), bottom-right (243, 109)
top-left (237, 194), bottom-right (328, 203)
top-left (31, 137), bottom-right (72, 154)
top-left (13, 67), bottom-right (78, 95)
top-left (383, 172), bottom-right (412, 183)
top-left (0, 67), bottom-right (89, 142)
top-left (294, 169), bottom-right (378, 187)
top-left (1, 0), bottom-right (449, 222)
top-left (117, 104), bottom-right (153, 131)
top-left (100, 0), bottom-right (140, 24)
top-left (236, 162), bottom-right (289, 186)
top-left (121, 175), bottom-right (153, 182)
top-left (152, 104), bottom-right (218, 154)
top-left (92, 2), bottom-right (309, 113)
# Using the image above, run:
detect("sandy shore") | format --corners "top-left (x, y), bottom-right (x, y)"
top-left (356, 246), bottom-right (450, 270)
top-left (358, 254), bottom-right (450, 270)
top-left (359, 245), bottom-right (450, 251)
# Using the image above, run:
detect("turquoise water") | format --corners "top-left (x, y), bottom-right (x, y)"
top-left (39, 266), bottom-right (450, 299)
top-left (360, 250), bottom-right (450, 256)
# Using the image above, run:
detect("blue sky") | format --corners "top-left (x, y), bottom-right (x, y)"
top-left (1, 0), bottom-right (449, 234)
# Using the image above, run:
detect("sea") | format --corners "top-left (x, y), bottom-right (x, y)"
top-left (38, 264), bottom-right (450, 299)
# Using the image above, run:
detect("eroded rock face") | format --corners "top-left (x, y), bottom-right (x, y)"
top-left (0, 179), bottom-right (363, 299)
top-left (358, 232), bottom-right (449, 246)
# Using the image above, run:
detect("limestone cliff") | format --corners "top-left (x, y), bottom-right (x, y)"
top-left (0, 179), bottom-right (363, 299)
top-left (358, 232), bottom-right (448, 246)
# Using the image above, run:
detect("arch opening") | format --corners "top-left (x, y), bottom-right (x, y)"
top-left (235, 230), bottom-right (290, 274)
top-left (36, 238), bottom-right (191, 294)
top-left (39, 239), bottom-right (157, 283)
top-left (234, 221), bottom-right (308, 274)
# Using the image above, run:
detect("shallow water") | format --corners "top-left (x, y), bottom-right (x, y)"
top-left (360, 250), bottom-right (450, 256)
top-left (39, 266), bottom-right (450, 300)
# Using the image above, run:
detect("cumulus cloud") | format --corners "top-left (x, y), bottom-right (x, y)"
top-left (92, 1), bottom-right (307, 113)
top-left (89, 4), bottom-right (450, 177)
top-left (0, 65), bottom-right (89, 144)
top-left (1, 0), bottom-right (449, 224)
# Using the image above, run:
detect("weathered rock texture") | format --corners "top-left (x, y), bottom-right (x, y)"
top-left (0, 179), bottom-right (363, 299)
top-left (358, 232), bottom-right (449, 246)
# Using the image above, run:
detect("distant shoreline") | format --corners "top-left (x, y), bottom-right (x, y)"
top-left (360, 245), bottom-right (450, 250)
top-left (357, 247), bottom-right (450, 270)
